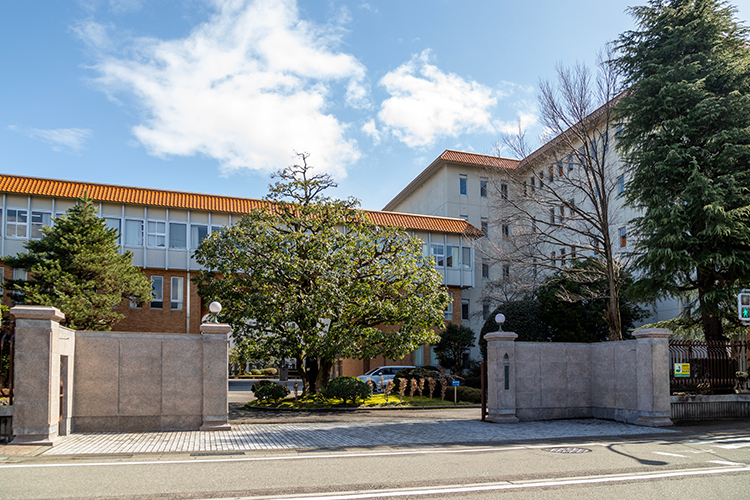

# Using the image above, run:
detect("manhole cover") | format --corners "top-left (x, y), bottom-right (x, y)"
top-left (542, 447), bottom-right (591, 454)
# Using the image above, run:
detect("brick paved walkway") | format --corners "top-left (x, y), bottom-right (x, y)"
top-left (43, 418), bottom-right (675, 456)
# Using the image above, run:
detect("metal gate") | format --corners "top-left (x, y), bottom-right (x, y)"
top-left (1, 319), bottom-right (15, 442)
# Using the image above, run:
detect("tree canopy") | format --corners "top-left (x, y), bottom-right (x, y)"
top-left (615, 0), bottom-right (750, 340)
top-left (193, 153), bottom-right (451, 394)
top-left (4, 196), bottom-right (152, 330)
top-left (434, 324), bottom-right (476, 374)
top-left (479, 261), bottom-right (645, 359)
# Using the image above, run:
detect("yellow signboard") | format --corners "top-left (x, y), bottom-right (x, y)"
top-left (674, 363), bottom-right (690, 377)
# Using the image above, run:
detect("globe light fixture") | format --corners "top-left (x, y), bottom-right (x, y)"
top-left (495, 313), bottom-right (505, 332)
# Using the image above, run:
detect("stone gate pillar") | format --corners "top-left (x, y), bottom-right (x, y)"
top-left (200, 322), bottom-right (231, 431)
top-left (11, 305), bottom-right (75, 446)
top-left (633, 329), bottom-right (674, 427)
top-left (485, 331), bottom-right (519, 423)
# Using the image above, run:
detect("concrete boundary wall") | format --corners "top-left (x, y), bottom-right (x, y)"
top-left (10, 305), bottom-right (231, 446)
top-left (485, 329), bottom-right (673, 427)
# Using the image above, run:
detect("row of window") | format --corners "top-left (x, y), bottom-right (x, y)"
top-left (140, 276), bottom-right (184, 310)
top-left (459, 176), bottom-right (506, 201)
top-left (0, 207), bottom-right (221, 250)
top-left (426, 244), bottom-right (472, 269)
top-left (444, 292), bottom-right (470, 321)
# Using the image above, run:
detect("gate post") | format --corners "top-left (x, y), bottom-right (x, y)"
top-left (485, 331), bottom-right (519, 423)
top-left (10, 305), bottom-right (72, 445)
top-left (200, 322), bottom-right (231, 431)
top-left (633, 328), bottom-right (674, 427)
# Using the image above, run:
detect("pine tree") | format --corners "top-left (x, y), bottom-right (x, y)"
top-left (4, 196), bottom-right (152, 330)
top-left (616, 0), bottom-right (750, 340)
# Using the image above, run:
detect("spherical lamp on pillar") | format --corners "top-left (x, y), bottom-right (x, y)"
top-left (495, 313), bottom-right (506, 332)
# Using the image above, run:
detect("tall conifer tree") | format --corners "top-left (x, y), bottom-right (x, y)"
top-left (4, 196), bottom-right (152, 330)
top-left (616, 0), bottom-right (750, 340)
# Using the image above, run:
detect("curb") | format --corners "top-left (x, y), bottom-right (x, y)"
top-left (241, 404), bottom-right (482, 412)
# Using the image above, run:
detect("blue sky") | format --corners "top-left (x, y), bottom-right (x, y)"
top-left (2, 0), bottom-right (750, 210)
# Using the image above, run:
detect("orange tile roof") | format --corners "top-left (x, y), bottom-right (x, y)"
top-left (0, 174), bottom-right (481, 237)
top-left (438, 150), bottom-right (520, 169)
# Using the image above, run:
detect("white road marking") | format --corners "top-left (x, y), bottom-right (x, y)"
top-left (197, 466), bottom-right (750, 500)
top-left (653, 451), bottom-right (686, 458)
top-left (708, 460), bottom-right (745, 466)
top-left (714, 443), bottom-right (750, 450)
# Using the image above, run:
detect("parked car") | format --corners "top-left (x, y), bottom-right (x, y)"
top-left (357, 366), bottom-right (414, 392)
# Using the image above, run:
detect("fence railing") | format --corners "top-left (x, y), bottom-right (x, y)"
top-left (669, 339), bottom-right (749, 394)
top-left (0, 320), bottom-right (13, 405)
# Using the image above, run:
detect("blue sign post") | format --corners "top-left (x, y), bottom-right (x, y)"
top-left (451, 379), bottom-right (460, 403)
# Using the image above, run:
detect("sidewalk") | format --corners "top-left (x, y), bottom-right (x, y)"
top-left (1, 404), bottom-right (682, 458)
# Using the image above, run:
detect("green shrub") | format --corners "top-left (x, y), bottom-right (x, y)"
top-left (323, 376), bottom-right (372, 405)
top-left (250, 369), bottom-right (262, 375)
top-left (263, 368), bottom-right (278, 376)
top-left (252, 380), bottom-right (289, 403)
top-left (443, 386), bottom-right (482, 403)
top-left (463, 377), bottom-right (482, 389)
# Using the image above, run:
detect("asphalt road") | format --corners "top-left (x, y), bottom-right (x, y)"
top-left (1, 419), bottom-right (749, 500)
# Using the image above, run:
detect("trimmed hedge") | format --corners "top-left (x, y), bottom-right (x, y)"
top-left (323, 376), bottom-right (372, 405)
top-left (252, 380), bottom-right (289, 403)
top-left (443, 386), bottom-right (482, 404)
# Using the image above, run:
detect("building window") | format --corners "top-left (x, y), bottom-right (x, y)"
top-left (531, 221), bottom-right (537, 233)
top-left (147, 221), bottom-right (166, 248)
top-left (568, 199), bottom-right (575, 217)
top-left (500, 183), bottom-right (508, 200)
top-left (538, 172), bottom-right (544, 189)
top-left (558, 162), bottom-right (564, 177)
top-left (532, 259), bottom-right (538, 280)
top-left (550, 251), bottom-right (556, 267)
top-left (560, 247), bottom-right (566, 266)
top-left (568, 154), bottom-right (575, 171)
top-left (502, 224), bottom-right (509, 238)
top-left (502, 263), bottom-right (510, 280)
top-left (620, 227), bottom-right (627, 248)
top-left (169, 222), bottom-right (187, 249)
top-left (523, 181), bottom-right (527, 197)
top-left (446, 246), bottom-right (460, 268)
top-left (530, 177), bottom-right (535, 193)
top-left (481, 219), bottom-right (488, 237)
top-left (13, 268), bottom-right (27, 281)
top-left (461, 300), bottom-right (469, 321)
top-left (615, 124), bottom-right (624, 139)
top-left (603, 133), bottom-right (609, 154)
top-left (482, 261), bottom-right (489, 279)
top-left (431, 244), bottom-right (445, 267)
top-left (459, 175), bottom-right (467, 196)
top-left (30, 211), bottom-right (52, 239)
top-left (571, 246), bottom-right (577, 261)
top-left (559, 206), bottom-right (565, 223)
top-left (105, 218), bottom-right (121, 245)
top-left (461, 246), bottom-right (472, 269)
top-left (151, 276), bottom-right (163, 309)
top-left (548, 165), bottom-right (554, 183)
top-left (125, 220), bottom-right (143, 247)
top-left (483, 303), bottom-right (490, 320)
top-left (549, 208), bottom-right (555, 225)
top-left (445, 292), bottom-right (453, 320)
top-left (171, 276), bottom-right (184, 310)
top-left (191, 224), bottom-right (208, 249)
top-left (7, 209), bottom-right (27, 238)
top-left (617, 175), bottom-right (625, 195)
top-left (413, 344), bottom-right (424, 366)
top-left (480, 179), bottom-right (488, 198)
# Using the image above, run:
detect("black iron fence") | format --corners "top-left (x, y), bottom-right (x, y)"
top-left (1, 319), bottom-right (14, 442)
top-left (669, 339), bottom-right (749, 394)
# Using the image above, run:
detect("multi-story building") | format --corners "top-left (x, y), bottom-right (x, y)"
top-left (0, 174), bottom-right (481, 376)
top-left (385, 139), bottom-right (681, 359)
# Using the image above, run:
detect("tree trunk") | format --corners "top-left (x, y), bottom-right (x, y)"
top-left (302, 357), bottom-right (334, 396)
top-left (697, 269), bottom-right (725, 341)
top-left (303, 356), bottom-right (319, 397)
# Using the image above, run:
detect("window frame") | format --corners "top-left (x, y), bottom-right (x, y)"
top-left (459, 175), bottom-right (468, 196)
top-left (150, 276), bottom-right (164, 309)
top-left (170, 276), bottom-right (184, 310)
top-left (168, 222), bottom-right (188, 249)
top-left (6, 208), bottom-right (28, 238)
top-left (147, 220), bottom-right (166, 248)
top-left (479, 179), bottom-right (488, 198)
top-left (124, 219), bottom-right (144, 247)
top-left (30, 211), bottom-right (52, 239)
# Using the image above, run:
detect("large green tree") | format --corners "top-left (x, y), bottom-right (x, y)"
top-left (194, 153), bottom-right (450, 395)
top-left (616, 0), bottom-right (750, 340)
top-left (4, 197), bottom-right (152, 330)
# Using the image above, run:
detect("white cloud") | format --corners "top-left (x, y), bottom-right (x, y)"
top-left (493, 111), bottom-right (538, 135)
top-left (377, 50), bottom-right (496, 148)
top-left (8, 126), bottom-right (93, 152)
top-left (361, 119), bottom-right (380, 145)
top-left (83, 0), bottom-right (369, 177)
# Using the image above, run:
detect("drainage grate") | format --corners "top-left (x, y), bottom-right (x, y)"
top-left (542, 447), bottom-right (591, 454)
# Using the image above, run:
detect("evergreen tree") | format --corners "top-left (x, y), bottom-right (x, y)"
top-left (194, 153), bottom-right (450, 395)
top-left (616, 0), bottom-right (750, 340)
top-left (434, 324), bottom-right (475, 374)
top-left (4, 196), bottom-right (152, 330)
